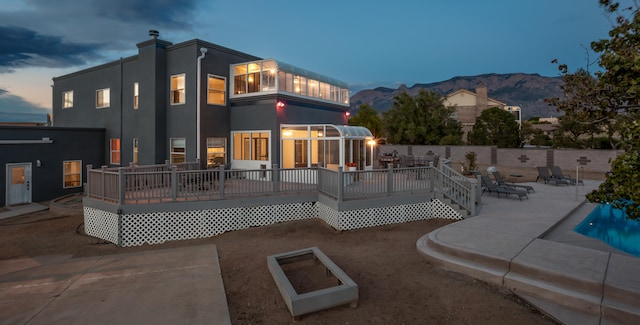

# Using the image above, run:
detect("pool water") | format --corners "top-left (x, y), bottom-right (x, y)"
top-left (574, 204), bottom-right (640, 257)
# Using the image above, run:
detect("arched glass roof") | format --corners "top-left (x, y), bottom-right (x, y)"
top-left (331, 125), bottom-right (373, 138)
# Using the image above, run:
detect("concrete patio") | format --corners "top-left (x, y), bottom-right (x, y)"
top-left (0, 245), bottom-right (231, 324)
top-left (417, 179), bottom-right (640, 325)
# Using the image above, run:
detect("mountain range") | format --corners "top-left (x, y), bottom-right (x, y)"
top-left (349, 73), bottom-right (564, 119)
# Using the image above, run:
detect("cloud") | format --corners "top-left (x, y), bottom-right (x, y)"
top-left (0, 0), bottom-right (205, 72)
top-left (0, 25), bottom-right (103, 72)
top-left (0, 89), bottom-right (50, 122)
top-left (94, 0), bottom-right (201, 29)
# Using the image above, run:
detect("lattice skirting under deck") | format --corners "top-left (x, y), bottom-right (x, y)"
top-left (84, 199), bottom-right (463, 247)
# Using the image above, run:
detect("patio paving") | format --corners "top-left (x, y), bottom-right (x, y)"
top-left (0, 245), bottom-right (231, 324)
top-left (417, 179), bottom-right (640, 325)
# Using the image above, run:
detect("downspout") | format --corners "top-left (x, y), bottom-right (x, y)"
top-left (196, 47), bottom-right (208, 164)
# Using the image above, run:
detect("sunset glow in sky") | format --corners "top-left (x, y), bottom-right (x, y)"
top-left (0, 0), bottom-right (618, 122)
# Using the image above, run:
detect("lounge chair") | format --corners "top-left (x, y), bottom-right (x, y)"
top-left (480, 176), bottom-right (528, 200)
top-left (551, 166), bottom-right (584, 186)
top-left (491, 171), bottom-right (535, 193)
top-left (536, 166), bottom-right (569, 186)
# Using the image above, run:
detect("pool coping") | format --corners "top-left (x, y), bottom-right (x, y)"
top-left (416, 180), bottom-right (640, 325)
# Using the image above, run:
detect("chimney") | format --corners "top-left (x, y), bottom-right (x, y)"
top-left (476, 86), bottom-right (488, 117)
top-left (149, 30), bottom-right (160, 39)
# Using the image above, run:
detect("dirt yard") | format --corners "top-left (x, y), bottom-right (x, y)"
top-left (0, 203), bottom-right (563, 325)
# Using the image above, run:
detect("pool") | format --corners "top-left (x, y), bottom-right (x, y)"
top-left (574, 203), bottom-right (640, 257)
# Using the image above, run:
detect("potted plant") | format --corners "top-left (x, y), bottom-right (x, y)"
top-left (346, 162), bottom-right (357, 171)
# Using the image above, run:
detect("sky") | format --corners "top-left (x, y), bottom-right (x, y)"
top-left (0, 0), bottom-right (620, 122)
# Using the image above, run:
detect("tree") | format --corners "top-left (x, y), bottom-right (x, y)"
top-left (348, 104), bottom-right (383, 139)
top-left (381, 90), bottom-right (462, 145)
top-left (467, 107), bottom-right (521, 147)
top-left (557, 1), bottom-right (640, 219)
top-left (545, 68), bottom-right (609, 149)
top-left (520, 121), bottom-right (552, 147)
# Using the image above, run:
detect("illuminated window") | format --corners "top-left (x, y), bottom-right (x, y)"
top-left (133, 138), bottom-right (139, 165)
top-left (207, 75), bottom-right (226, 105)
top-left (133, 82), bottom-right (139, 109)
top-left (206, 138), bottom-right (226, 167)
top-left (110, 138), bottom-right (120, 165)
top-left (231, 60), bottom-right (349, 105)
top-left (63, 160), bottom-right (82, 188)
top-left (63, 91), bottom-right (73, 109)
top-left (170, 138), bottom-right (186, 163)
top-left (96, 88), bottom-right (110, 108)
top-left (232, 131), bottom-right (269, 161)
top-left (233, 65), bottom-right (247, 94)
top-left (261, 60), bottom-right (276, 91)
top-left (171, 74), bottom-right (185, 105)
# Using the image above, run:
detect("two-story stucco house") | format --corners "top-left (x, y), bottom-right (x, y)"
top-left (52, 31), bottom-right (373, 173)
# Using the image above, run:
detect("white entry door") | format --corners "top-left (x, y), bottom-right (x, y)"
top-left (6, 163), bottom-right (32, 205)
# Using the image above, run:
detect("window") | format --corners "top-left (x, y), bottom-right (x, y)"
top-left (171, 74), bottom-right (185, 105)
top-left (63, 160), bottom-right (82, 188)
top-left (232, 131), bottom-right (269, 161)
top-left (63, 91), bottom-right (73, 109)
top-left (96, 88), bottom-right (110, 108)
top-left (206, 138), bottom-right (226, 168)
top-left (133, 138), bottom-right (139, 165)
top-left (231, 59), bottom-right (349, 106)
top-left (133, 82), bottom-right (139, 109)
top-left (110, 139), bottom-right (120, 165)
top-left (207, 75), bottom-right (226, 105)
top-left (170, 138), bottom-right (186, 163)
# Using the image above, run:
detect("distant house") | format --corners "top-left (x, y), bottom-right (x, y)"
top-left (443, 87), bottom-right (521, 139)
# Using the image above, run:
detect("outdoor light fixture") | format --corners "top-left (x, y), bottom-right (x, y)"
top-left (345, 112), bottom-right (351, 117)
top-left (368, 139), bottom-right (376, 146)
top-left (276, 101), bottom-right (286, 109)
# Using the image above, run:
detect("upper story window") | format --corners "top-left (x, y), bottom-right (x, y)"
top-left (230, 59), bottom-right (348, 106)
top-left (63, 91), bottom-right (73, 109)
top-left (133, 82), bottom-right (139, 109)
top-left (171, 74), bottom-right (185, 105)
top-left (207, 75), bottom-right (226, 106)
top-left (96, 88), bottom-right (110, 108)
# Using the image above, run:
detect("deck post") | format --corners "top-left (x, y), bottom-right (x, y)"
top-left (219, 165), bottom-right (225, 197)
top-left (171, 166), bottom-right (177, 202)
top-left (118, 168), bottom-right (125, 205)
top-left (387, 164), bottom-right (393, 196)
top-left (85, 164), bottom-right (92, 197)
top-left (338, 167), bottom-right (344, 202)
top-left (272, 164), bottom-right (279, 194)
top-left (429, 167), bottom-right (435, 192)
top-left (469, 178), bottom-right (477, 217)
top-left (101, 166), bottom-right (107, 200)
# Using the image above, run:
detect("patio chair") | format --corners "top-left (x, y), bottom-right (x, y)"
top-left (491, 171), bottom-right (535, 193)
top-left (551, 166), bottom-right (584, 186)
top-left (536, 166), bottom-right (569, 186)
top-left (480, 176), bottom-right (528, 200)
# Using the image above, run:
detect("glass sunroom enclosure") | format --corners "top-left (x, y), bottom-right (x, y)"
top-left (281, 124), bottom-right (374, 170)
top-left (230, 60), bottom-right (350, 106)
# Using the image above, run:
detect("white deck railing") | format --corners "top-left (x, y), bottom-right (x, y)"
top-left (86, 162), bottom-right (477, 216)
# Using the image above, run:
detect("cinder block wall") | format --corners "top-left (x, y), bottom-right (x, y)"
top-left (378, 145), bottom-right (623, 174)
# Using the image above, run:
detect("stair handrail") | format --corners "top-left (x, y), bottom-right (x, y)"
top-left (433, 159), bottom-right (479, 217)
